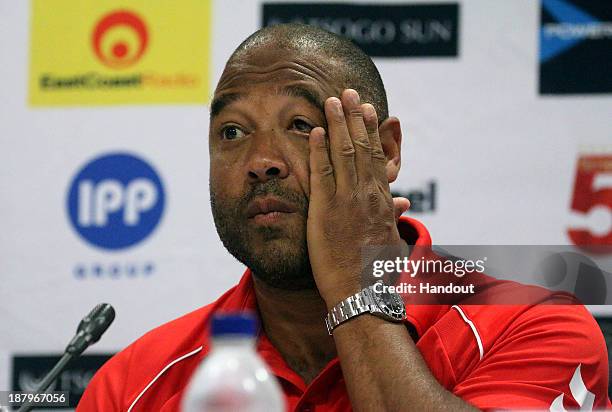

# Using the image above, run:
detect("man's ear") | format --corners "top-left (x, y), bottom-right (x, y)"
top-left (378, 116), bottom-right (402, 183)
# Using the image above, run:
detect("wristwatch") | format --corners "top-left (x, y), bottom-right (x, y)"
top-left (324, 282), bottom-right (406, 335)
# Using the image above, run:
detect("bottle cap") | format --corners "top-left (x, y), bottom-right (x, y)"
top-left (211, 312), bottom-right (257, 337)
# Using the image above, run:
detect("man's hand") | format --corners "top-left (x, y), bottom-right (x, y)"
top-left (306, 89), bottom-right (477, 412)
top-left (393, 197), bottom-right (411, 223)
top-left (307, 89), bottom-right (403, 308)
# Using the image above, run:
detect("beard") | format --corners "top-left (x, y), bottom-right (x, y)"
top-left (210, 179), bottom-right (315, 290)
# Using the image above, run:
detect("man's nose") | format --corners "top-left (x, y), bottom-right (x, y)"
top-left (246, 133), bottom-right (289, 183)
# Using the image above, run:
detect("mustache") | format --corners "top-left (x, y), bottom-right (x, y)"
top-left (242, 180), bottom-right (308, 216)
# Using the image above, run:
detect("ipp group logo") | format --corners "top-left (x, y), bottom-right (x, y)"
top-left (29, 0), bottom-right (211, 106)
top-left (67, 152), bottom-right (165, 251)
top-left (92, 10), bottom-right (149, 69)
top-left (539, 0), bottom-right (612, 94)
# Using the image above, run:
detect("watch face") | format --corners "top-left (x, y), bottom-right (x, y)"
top-left (372, 284), bottom-right (406, 321)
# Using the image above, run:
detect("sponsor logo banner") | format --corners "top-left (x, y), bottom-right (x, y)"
top-left (262, 3), bottom-right (459, 57)
top-left (539, 0), bottom-right (612, 94)
top-left (12, 354), bottom-right (113, 408)
top-left (568, 153), bottom-right (612, 251)
top-left (29, 0), bottom-right (211, 106)
top-left (67, 152), bottom-right (165, 251)
top-left (392, 180), bottom-right (438, 213)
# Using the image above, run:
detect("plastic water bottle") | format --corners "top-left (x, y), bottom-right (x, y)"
top-left (181, 313), bottom-right (285, 412)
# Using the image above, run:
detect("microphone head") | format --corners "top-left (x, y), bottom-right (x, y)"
top-left (82, 303), bottom-right (115, 344)
top-left (67, 303), bottom-right (115, 355)
top-left (78, 303), bottom-right (114, 333)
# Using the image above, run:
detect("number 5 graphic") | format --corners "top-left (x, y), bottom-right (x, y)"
top-left (568, 155), bottom-right (612, 254)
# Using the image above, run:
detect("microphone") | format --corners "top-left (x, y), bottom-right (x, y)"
top-left (66, 303), bottom-right (115, 356)
top-left (17, 303), bottom-right (115, 412)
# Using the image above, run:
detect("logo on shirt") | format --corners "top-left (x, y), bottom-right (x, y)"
top-left (539, 0), bottom-right (612, 94)
top-left (549, 364), bottom-right (595, 411)
top-left (67, 152), bottom-right (165, 250)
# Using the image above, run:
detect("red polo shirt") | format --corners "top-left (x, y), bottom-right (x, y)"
top-left (77, 217), bottom-right (611, 411)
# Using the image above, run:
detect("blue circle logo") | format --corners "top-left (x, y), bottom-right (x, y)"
top-left (67, 152), bottom-right (165, 250)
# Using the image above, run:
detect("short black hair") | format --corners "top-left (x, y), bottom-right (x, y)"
top-left (226, 23), bottom-right (389, 122)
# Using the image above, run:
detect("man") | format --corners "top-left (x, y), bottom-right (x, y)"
top-left (78, 24), bottom-right (610, 411)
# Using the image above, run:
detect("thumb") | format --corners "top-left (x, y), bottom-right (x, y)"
top-left (393, 197), bottom-right (410, 223)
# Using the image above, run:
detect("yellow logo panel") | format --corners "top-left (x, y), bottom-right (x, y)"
top-left (30, 0), bottom-right (211, 106)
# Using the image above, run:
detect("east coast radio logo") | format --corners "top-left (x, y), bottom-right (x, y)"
top-left (92, 10), bottom-right (149, 69)
top-left (67, 153), bottom-right (165, 250)
top-left (29, 0), bottom-right (211, 106)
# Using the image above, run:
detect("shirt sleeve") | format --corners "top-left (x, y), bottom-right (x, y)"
top-left (76, 344), bottom-right (134, 411)
top-left (452, 304), bottom-right (611, 411)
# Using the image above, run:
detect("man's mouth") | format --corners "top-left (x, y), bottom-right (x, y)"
top-left (246, 197), bottom-right (297, 224)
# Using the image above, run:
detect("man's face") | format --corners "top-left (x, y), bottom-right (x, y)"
top-left (209, 48), bottom-right (343, 290)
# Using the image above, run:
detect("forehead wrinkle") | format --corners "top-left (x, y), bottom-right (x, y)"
top-left (217, 57), bottom-right (338, 93)
top-left (210, 85), bottom-right (324, 123)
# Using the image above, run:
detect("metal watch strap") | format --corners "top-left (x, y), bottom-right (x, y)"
top-left (324, 287), bottom-right (374, 335)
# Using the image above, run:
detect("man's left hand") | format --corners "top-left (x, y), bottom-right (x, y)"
top-left (307, 89), bottom-right (404, 308)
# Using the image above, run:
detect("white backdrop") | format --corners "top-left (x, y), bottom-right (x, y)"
top-left (1, 0), bottom-right (611, 399)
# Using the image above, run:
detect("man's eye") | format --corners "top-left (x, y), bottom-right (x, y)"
top-left (292, 119), bottom-right (313, 134)
top-left (221, 126), bottom-right (245, 140)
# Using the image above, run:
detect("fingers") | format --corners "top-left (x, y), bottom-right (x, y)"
top-left (341, 89), bottom-right (373, 183)
top-left (362, 103), bottom-right (387, 185)
top-left (309, 127), bottom-right (335, 197)
top-left (325, 97), bottom-right (357, 189)
top-left (320, 89), bottom-right (389, 195)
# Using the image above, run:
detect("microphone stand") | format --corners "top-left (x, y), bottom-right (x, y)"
top-left (16, 353), bottom-right (73, 412)
top-left (15, 303), bottom-right (115, 412)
